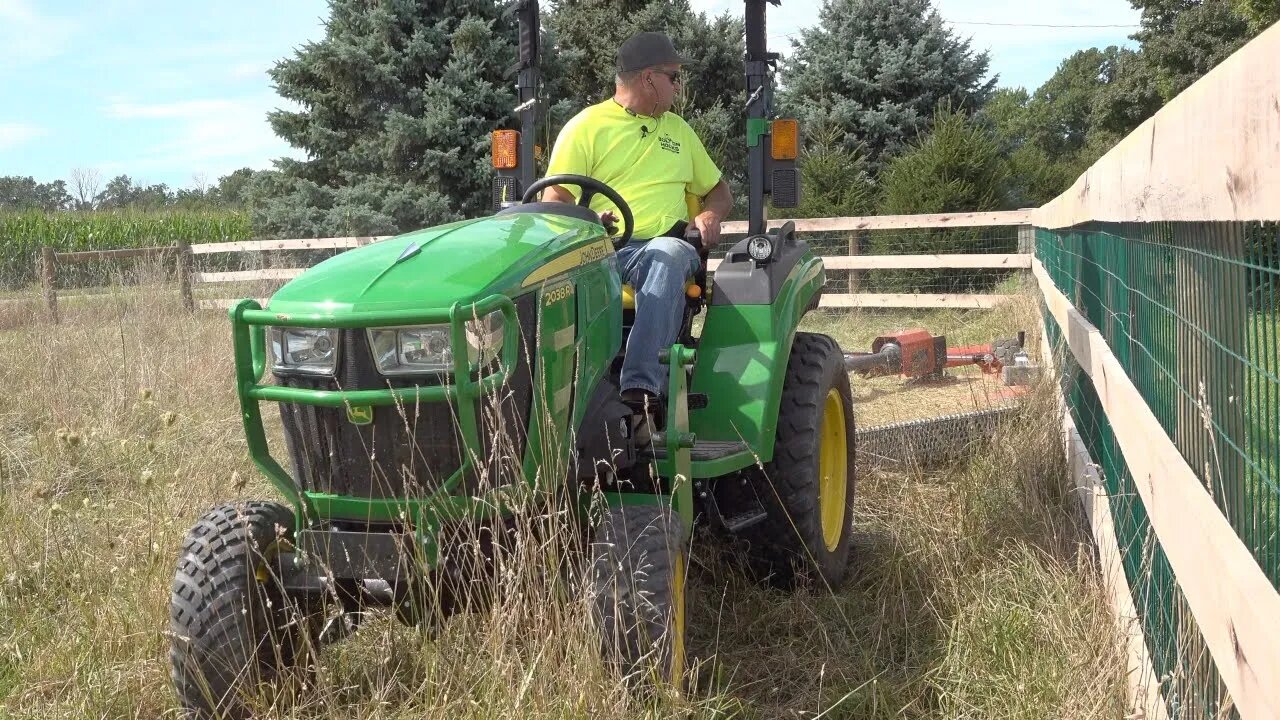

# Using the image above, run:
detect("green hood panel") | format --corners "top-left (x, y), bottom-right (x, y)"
top-left (267, 214), bottom-right (603, 316)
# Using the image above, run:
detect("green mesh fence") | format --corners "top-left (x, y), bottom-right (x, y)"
top-left (1038, 221), bottom-right (1280, 718)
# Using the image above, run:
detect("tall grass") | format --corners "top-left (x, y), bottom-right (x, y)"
top-left (0, 285), bottom-right (1129, 718)
top-left (0, 210), bottom-right (251, 290)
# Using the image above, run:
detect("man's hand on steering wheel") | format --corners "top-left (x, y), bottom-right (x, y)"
top-left (691, 209), bottom-right (723, 249)
top-left (600, 210), bottom-right (620, 237)
top-left (522, 174), bottom-right (635, 247)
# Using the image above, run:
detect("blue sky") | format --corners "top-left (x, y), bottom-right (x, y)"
top-left (2, 0), bottom-right (1140, 192)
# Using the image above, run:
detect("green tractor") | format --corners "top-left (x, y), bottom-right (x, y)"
top-left (168, 1), bottom-right (855, 716)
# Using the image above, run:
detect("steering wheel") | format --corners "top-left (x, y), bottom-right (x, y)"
top-left (522, 174), bottom-right (635, 246)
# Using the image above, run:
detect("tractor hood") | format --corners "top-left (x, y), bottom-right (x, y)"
top-left (266, 213), bottom-right (605, 316)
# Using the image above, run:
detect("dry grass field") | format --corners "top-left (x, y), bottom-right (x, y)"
top-left (0, 276), bottom-right (1130, 719)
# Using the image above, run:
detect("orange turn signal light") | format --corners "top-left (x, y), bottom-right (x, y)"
top-left (492, 130), bottom-right (519, 170)
top-left (770, 119), bottom-right (799, 161)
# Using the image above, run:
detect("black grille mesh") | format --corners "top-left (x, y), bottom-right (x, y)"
top-left (278, 294), bottom-right (536, 499)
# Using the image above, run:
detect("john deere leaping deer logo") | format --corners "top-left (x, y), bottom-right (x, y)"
top-left (346, 405), bottom-right (374, 425)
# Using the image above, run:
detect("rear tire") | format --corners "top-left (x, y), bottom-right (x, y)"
top-left (739, 332), bottom-right (856, 589)
top-left (169, 501), bottom-right (315, 719)
top-left (591, 505), bottom-right (687, 689)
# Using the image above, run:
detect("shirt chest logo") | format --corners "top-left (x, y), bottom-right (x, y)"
top-left (658, 135), bottom-right (681, 154)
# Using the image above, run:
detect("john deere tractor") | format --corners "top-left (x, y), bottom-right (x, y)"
top-left (168, 1), bottom-right (855, 716)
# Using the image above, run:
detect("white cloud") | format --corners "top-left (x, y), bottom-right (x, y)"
top-left (0, 122), bottom-right (47, 151)
top-left (230, 61), bottom-right (269, 81)
top-left (101, 96), bottom-right (306, 185)
top-left (107, 98), bottom-right (253, 120)
top-left (0, 0), bottom-right (77, 66)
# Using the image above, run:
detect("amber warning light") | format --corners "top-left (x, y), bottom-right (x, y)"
top-left (492, 130), bottom-right (519, 170)
top-left (770, 119), bottom-right (799, 161)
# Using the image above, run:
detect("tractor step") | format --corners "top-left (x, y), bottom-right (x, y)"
top-left (645, 439), bottom-right (749, 462)
top-left (720, 507), bottom-right (768, 533)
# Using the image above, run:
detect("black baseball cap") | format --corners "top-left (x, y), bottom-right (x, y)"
top-left (616, 32), bottom-right (692, 73)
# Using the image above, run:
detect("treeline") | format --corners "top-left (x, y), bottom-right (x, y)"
top-left (4, 0), bottom-right (1276, 248)
top-left (0, 170), bottom-right (256, 213)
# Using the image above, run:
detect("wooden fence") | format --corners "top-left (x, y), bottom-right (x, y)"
top-left (177, 211), bottom-right (1032, 312)
top-left (1032, 22), bottom-right (1280, 720)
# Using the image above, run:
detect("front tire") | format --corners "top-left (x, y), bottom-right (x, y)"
top-left (169, 501), bottom-right (314, 719)
top-left (591, 505), bottom-right (688, 689)
top-left (739, 332), bottom-right (857, 589)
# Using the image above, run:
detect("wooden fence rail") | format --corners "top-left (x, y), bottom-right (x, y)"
top-left (184, 211), bottom-right (1033, 311)
top-left (36, 211), bottom-right (1034, 319)
top-left (39, 242), bottom-right (193, 322)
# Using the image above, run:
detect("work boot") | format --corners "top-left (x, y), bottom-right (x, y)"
top-left (621, 390), bottom-right (662, 449)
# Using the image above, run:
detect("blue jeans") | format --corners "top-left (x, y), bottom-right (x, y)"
top-left (615, 236), bottom-right (701, 397)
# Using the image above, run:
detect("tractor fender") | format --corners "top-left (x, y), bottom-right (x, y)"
top-left (688, 252), bottom-right (825, 465)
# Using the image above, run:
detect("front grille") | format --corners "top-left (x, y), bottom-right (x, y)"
top-left (278, 295), bottom-right (536, 499)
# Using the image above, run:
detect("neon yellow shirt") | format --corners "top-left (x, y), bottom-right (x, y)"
top-left (545, 99), bottom-right (723, 239)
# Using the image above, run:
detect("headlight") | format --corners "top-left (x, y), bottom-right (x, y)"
top-left (270, 327), bottom-right (339, 376)
top-left (747, 235), bottom-right (774, 262)
top-left (367, 311), bottom-right (504, 376)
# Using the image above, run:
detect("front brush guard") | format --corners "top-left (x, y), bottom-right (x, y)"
top-left (228, 295), bottom-right (520, 566)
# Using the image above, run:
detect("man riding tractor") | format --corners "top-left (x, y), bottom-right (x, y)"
top-left (541, 30), bottom-right (733, 447)
top-left (167, 3), bottom-right (855, 717)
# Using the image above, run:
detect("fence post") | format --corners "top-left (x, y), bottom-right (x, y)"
top-left (176, 240), bottom-right (194, 312)
top-left (847, 229), bottom-right (864, 294)
top-left (41, 246), bottom-right (59, 323)
top-left (1018, 224), bottom-right (1034, 255)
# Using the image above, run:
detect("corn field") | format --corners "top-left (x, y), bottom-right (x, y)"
top-left (0, 211), bottom-right (251, 291)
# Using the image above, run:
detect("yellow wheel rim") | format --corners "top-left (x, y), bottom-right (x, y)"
top-left (671, 553), bottom-right (687, 687)
top-left (818, 388), bottom-right (848, 552)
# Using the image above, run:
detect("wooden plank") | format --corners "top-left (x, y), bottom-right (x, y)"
top-left (197, 298), bottom-right (269, 310)
top-left (721, 210), bottom-right (1031, 234)
top-left (41, 246), bottom-right (58, 323)
top-left (819, 293), bottom-right (1013, 309)
top-left (201, 255), bottom-right (1025, 280)
top-left (1040, 331), bottom-right (1171, 720)
top-left (1035, 23), bottom-right (1280, 227)
top-left (189, 236), bottom-right (389, 255)
top-left (820, 253), bottom-right (1030, 270)
top-left (1034, 257), bottom-right (1280, 720)
top-left (705, 254), bottom-right (1030, 272)
top-left (190, 290), bottom-right (1008, 311)
top-left (176, 240), bottom-right (194, 312)
top-left (56, 246), bottom-right (173, 262)
top-left (1066, 414), bottom-right (1172, 720)
top-left (193, 268), bottom-right (306, 283)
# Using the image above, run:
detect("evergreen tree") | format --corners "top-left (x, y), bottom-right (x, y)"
top-left (874, 105), bottom-right (1010, 292)
top-left (258, 0), bottom-right (519, 237)
top-left (878, 105), bottom-right (1008, 216)
top-left (780, 0), bottom-right (994, 172)
top-left (214, 168), bottom-right (259, 207)
top-left (788, 123), bottom-right (876, 219)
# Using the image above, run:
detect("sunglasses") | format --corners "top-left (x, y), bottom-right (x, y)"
top-left (653, 69), bottom-right (682, 84)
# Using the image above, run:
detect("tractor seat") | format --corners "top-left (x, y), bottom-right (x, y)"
top-left (621, 281), bottom-right (703, 311)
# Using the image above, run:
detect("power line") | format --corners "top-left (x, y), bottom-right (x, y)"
top-left (950, 20), bottom-right (1139, 28)
top-left (768, 19), bottom-right (1139, 39)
